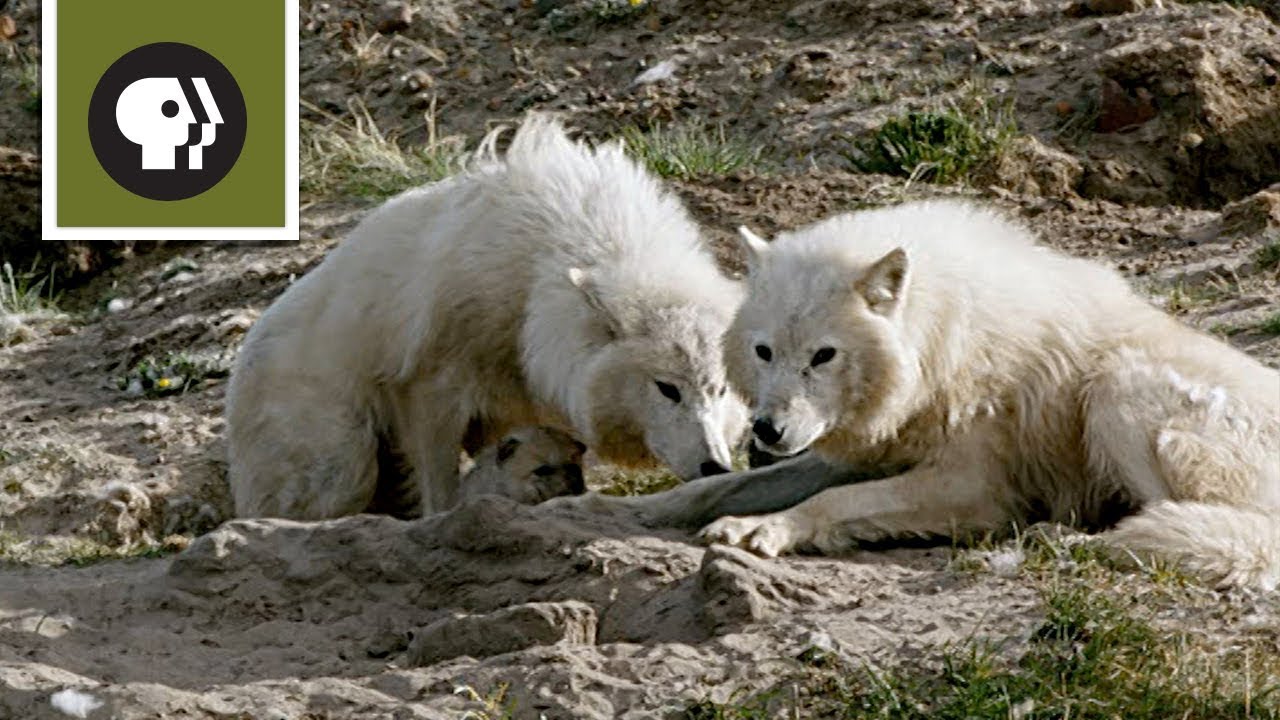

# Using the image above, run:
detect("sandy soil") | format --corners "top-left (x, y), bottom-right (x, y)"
top-left (1, 0), bottom-right (1279, 717)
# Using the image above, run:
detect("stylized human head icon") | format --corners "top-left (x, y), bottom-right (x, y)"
top-left (89, 43), bottom-right (245, 201)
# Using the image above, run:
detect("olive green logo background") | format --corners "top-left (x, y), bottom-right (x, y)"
top-left (57, 0), bottom-right (285, 227)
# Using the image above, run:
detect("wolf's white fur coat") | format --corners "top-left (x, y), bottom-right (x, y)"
top-left (701, 200), bottom-right (1280, 590)
top-left (227, 116), bottom-right (746, 519)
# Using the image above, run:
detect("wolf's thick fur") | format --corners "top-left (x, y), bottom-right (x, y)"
top-left (579, 200), bottom-right (1280, 590)
top-left (227, 116), bottom-right (746, 520)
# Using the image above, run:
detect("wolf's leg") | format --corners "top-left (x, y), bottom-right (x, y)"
top-left (553, 453), bottom-right (885, 529)
top-left (700, 459), bottom-right (1010, 557)
top-left (1083, 355), bottom-right (1278, 506)
top-left (230, 386), bottom-right (380, 520)
top-left (387, 382), bottom-right (471, 515)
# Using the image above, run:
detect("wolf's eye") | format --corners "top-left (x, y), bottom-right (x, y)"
top-left (533, 465), bottom-right (556, 477)
top-left (655, 381), bottom-right (682, 403)
top-left (755, 344), bottom-right (772, 362)
top-left (811, 347), bottom-right (837, 367)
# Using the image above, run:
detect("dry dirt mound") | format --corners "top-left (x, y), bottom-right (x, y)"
top-left (0, 499), bottom-right (1042, 719)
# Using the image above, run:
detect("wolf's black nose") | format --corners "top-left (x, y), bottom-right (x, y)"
top-left (752, 417), bottom-right (783, 446)
top-left (699, 460), bottom-right (731, 477)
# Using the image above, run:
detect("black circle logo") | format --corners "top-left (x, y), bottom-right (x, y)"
top-left (88, 42), bottom-right (247, 202)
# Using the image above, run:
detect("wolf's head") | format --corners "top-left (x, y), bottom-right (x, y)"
top-left (725, 225), bottom-right (920, 458)
top-left (568, 267), bottom-right (749, 480)
top-left (463, 426), bottom-right (588, 505)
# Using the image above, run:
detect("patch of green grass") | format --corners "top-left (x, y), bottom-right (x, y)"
top-left (300, 100), bottom-right (467, 200)
top-left (1255, 241), bottom-right (1280, 271)
top-left (620, 122), bottom-right (767, 181)
top-left (845, 89), bottom-right (1016, 185)
top-left (1259, 311), bottom-right (1280, 336)
top-left (117, 351), bottom-right (231, 398)
top-left (0, 260), bottom-right (60, 315)
top-left (689, 581), bottom-right (1280, 719)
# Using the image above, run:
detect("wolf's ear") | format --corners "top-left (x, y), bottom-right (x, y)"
top-left (569, 267), bottom-right (623, 339)
top-left (856, 248), bottom-right (909, 315)
top-left (737, 226), bottom-right (770, 271)
top-left (497, 436), bottom-right (521, 465)
top-left (572, 439), bottom-right (588, 455)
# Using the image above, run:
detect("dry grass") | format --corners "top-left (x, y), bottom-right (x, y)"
top-left (300, 98), bottom-right (468, 200)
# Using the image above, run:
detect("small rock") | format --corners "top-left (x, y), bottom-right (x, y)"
top-left (1095, 78), bottom-right (1157, 133)
top-left (49, 688), bottom-right (103, 719)
top-left (375, 3), bottom-right (413, 34)
top-left (106, 297), bottom-right (132, 314)
top-left (1065, 0), bottom-right (1154, 16)
top-left (631, 59), bottom-right (678, 87)
top-left (1221, 185), bottom-right (1280, 237)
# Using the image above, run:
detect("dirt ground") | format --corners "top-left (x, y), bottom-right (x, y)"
top-left (2, 0), bottom-right (1279, 718)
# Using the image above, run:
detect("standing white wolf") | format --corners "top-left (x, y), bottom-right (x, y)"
top-left (227, 115), bottom-right (747, 520)
top-left (578, 200), bottom-right (1280, 590)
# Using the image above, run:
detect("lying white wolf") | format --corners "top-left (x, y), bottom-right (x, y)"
top-left (227, 115), bottom-right (747, 519)
top-left (568, 200), bottom-right (1280, 590)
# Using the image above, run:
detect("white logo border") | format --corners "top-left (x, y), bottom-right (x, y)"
top-left (41, 0), bottom-right (300, 241)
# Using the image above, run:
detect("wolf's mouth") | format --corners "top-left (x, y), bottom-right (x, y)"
top-left (747, 441), bottom-right (810, 469)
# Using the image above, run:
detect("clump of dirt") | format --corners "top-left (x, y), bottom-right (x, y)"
top-left (0, 499), bottom-right (1045, 718)
top-left (1080, 12), bottom-right (1280, 206)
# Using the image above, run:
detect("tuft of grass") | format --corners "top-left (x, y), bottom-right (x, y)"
top-left (1255, 241), bottom-right (1280, 271)
top-left (845, 88), bottom-right (1016, 185)
top-left (300, 99), bottom-right (467, 200)
top-left (1259, 311), bottom-right (1280, 336)
top-left (0, 530), bottom-right (177, 568)
top-left (620, 123), bottom-right (766, 181)
top-left (0, 260), bottom-right (60, 315)
top-left (690, 581), bottom-right (1280, 719)
top-left (455, 683), bottom-right (517, 720)
top-left (117, 351), bottom-right (231, 398)
top-left (591, 0), bottom-right (651, 23)
top-left (2, 43), bottom-right (41, 114)
top-left (1160, 280), bottom-right (1231, 314)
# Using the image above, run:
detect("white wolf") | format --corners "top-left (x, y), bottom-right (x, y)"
top-left (227, 115), bottom-right (747, 520)
top-left (571, 200), bottom-right (1280, 590)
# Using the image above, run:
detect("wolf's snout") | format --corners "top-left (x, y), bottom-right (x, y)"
top-left (752, 417), bottom-right (784, 446)
top-left (699, 460), bottom-right (731, 477)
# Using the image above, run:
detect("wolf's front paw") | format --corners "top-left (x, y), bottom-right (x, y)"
top-left (699, 512), bottom-right (810, 558)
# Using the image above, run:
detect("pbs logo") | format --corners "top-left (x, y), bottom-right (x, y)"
top-left (89, 43), bottom-right (247, 202)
